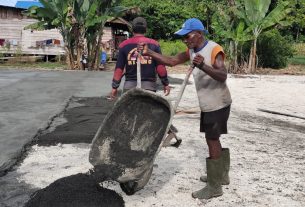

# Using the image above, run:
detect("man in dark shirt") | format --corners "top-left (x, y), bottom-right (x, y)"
top-left (110, 17), bottom-right (170, 98)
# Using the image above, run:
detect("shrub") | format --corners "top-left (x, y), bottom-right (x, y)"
top-left (293, 43), bottom-right (305, 56)
top-left (159, 40), bottom-right (187, 56)
top-left (256, 30), bottom-right (294, 69)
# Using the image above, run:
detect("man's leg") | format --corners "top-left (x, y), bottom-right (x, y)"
top-left (162, 125), bottom-right (182, 148)
top-left (200, 146), bottom-right (230, 185)
top-left (206, 138), bottom-right (222, 159)
top-left (192, 110), bottom-right (225, 199)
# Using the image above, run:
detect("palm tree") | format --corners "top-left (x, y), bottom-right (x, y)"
top-left (236, 0), bottom-right (292, 73)
top-left (212, 4), bottom-right (253, 73)
top-left (26, 0), bottom-right (127, 70)
top-left (26, 0), bottom-right (77, 69)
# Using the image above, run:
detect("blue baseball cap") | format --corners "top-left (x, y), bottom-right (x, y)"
top-left (175, 18), bottom-right (208, 36)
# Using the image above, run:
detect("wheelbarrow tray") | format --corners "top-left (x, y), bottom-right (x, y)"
top-left (89, 88), bottom-right (173, 189)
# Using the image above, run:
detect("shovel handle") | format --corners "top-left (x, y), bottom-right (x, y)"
top-left (173, 65), bottom-right (194, 111)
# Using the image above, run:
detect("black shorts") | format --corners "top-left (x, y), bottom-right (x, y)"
top-left (200, 105), bottom-right (231, 140)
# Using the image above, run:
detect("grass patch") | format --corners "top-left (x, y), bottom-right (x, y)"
top-left (159, 40), bottom-right (190, 65)
top-left (289, 55), bottom-right (305, 65)
top-left (0, 61), bottom-right (67, 70)
top-left (293, 43), bottom-right (305, 56)
top-left (159, 40), bottom-right (187, 56)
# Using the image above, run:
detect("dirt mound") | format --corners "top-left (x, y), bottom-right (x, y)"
top-left (24, 173), bottom-right (124, 207)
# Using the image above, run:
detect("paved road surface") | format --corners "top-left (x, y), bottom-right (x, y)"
top-left (0, 69), bottom-right (114, 175)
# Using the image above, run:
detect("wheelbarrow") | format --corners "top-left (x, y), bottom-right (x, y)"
top-left (89, 53), bottom-right (193, 195)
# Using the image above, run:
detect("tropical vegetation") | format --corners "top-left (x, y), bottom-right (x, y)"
top-left (26, 0), bottom-right (127, 70)
top-left (25, 0), bottom-right (305, 72)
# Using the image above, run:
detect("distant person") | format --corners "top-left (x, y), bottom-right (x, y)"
top-left (80, 53), bottom-right (88, 70)
top-left (109, 16), bottom-right (171, 195)
top-left (110, 17), bottom-right (170, 98)
top-left (138, 18), bottom-right (232, 199)
top-left (110, 17), bottom-right (180, 148)
top-left (100, 51), bottom-right (107, 70)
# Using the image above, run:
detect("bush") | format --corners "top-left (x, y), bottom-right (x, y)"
top-left (296, 34), bottom-right (305, 43)
top-left (256, 30), bottom-right (294, 69)
top-left (293, 43), bottom-right (305, 56)
top-left (159, 40), bottom-right (187, 56)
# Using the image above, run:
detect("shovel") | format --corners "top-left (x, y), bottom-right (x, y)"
top-left (163, 65), bottom-right (194, 147)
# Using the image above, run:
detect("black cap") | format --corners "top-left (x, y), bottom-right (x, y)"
top-left (132, 17), bottom-right (147, 28)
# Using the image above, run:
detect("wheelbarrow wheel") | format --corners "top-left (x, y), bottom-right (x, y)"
top-left (120, 181), bottom-right (138, 195)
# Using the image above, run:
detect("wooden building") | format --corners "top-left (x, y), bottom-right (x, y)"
top-left (0, 5), bottom-right (131, 60)
top-left (103, 17), bottom-right (131, 60)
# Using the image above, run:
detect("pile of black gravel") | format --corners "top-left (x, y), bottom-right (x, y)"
top-left (35, 97), bottom-right (115, 146)
top-left (24, 173), bottom-right (124, 207)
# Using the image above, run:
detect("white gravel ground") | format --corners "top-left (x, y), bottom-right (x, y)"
top-left (16, 74), bottom-right (305, 207)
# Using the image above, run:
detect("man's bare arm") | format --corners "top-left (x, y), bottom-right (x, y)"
top-left (193, 53), bottom-right (227, 82)
top-left (139, 43), bottom-right (189, 66)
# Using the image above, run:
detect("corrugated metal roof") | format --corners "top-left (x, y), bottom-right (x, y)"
top-left (0, 0), bottom-right (42, 9)
top-left (0, 0), bottom-right (18, 7)
top-left (15, 1), bottom-right (42, 9)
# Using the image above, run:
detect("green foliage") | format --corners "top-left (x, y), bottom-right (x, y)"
top-left (289, 55), bottom-right (305, 65)
top-left (25, 0), bottom-right (72, 30)
top-left (25, 0), bottom-right (127, 69)
top-left (297, 35), bottom-right (305, 43)
top-left (121, 0), bottom-right (208, 39)
top-left (4, 41), bottom-right (11, 51)
top-left (159, 40), bottom-right (187, 56)
top-left (243, 0), bottom-right (271, 23)
top-left (236, 0), bottom-right (292, 37)
top-left (233, 0), bottom-right (292, 72)
top-left (293, 43), bottom-right (305, 55)
top-left (211, 3), bottom-right (253, 68)
top-left (277, 0), bottom-right (305, 42)
top-left (15, 45), bottom-right (23, 59)
top-left (256, 30), bottom-right (294, 68)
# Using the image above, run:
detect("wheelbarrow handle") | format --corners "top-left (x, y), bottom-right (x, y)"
top-left (136, 53), bottom-right (142, 88)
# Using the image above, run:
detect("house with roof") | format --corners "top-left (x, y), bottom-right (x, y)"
top-left (0, 0), bottom-right (131, 60)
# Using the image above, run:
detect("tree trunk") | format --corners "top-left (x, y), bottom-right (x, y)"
top-left (76, 35), bottom-right (82, 70)
top-left (89, 38), bottom-right (98, 70)
top-left (64, 46), bottom-right (71, 69)
top-left (296, 27), bottom-right (300, 42)
top-left (61, 30), bottom-right (74, 70)
top-left (87, 27), bottom-right (104, 71)
top-left (65, 45), bottom-right (75, 70)
top-left (247, 44), bottom-right (253, 74)
top-left (87, 40), bottom-right (95, 70)
top-left (75, 28), bottom-right (84, 70)
top-left (233, 41), bottom-right (238, 73)
top-left (93, 29), bottom-right (104, 70)
top-left (228, 0), bottom-right (235, 7)
top-left (252, 37), bottom-right (257, 73)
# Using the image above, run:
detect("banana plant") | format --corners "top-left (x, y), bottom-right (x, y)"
top-left (235, 0), bottom-right (292, 73)
top-left (25, 0), bottom-right (128, 70)
top-left (25, 0), bottom-right (78, 69)
top-left (81, 0), bottom-right (128, 70)
top-left (211, 4), bottom-right (253, 73)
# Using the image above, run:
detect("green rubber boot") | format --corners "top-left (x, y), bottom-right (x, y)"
top-left (192, 158), bottom-right (223, 199)
top-left (222, 148), bottom-right (230, 185)
top-left (200, 148), bottom-right (230, 185)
